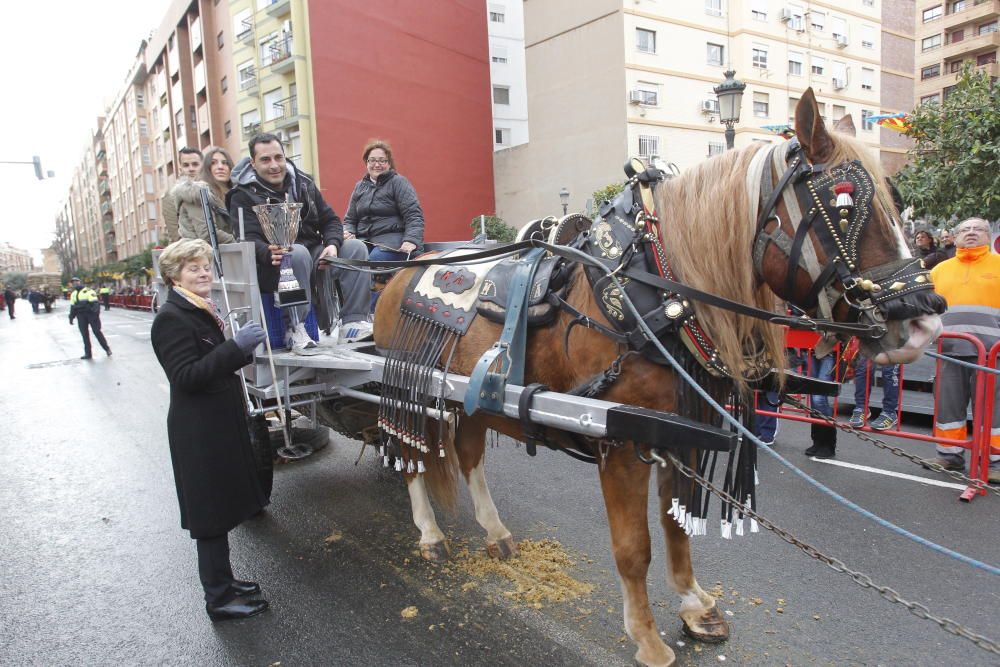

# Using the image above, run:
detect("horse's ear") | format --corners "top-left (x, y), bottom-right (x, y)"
top-left (833, 114), bottom-right (857, 137)
top-left (794, 88), bottom-right (835, 164)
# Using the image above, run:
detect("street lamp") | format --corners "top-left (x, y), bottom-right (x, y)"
top-left (713, 70), bottom-right (746, 151)
top-left (0, 155), bottom-right (55, 179)
top-left (559, 187), bottom-right (570, 216)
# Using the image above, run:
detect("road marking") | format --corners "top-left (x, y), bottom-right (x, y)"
top-left (811, 458), bottom-right (968, 490)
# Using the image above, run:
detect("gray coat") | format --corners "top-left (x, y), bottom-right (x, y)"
top-left (173, 180), bottom-right (236, 244)
top-left (343, 170), bottom-right (424, 251)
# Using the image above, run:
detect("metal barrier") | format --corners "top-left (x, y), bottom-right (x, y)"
top-left (109, 295), bottom-right (154, 311)
top-left (756, 331), bottom-right (995, 502)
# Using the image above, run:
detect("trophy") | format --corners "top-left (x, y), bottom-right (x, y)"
top-left (253, 202), bottom-right (309, 307)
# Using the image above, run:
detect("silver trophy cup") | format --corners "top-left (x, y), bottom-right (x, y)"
top-left (253, 202), bottom-right (309, 307)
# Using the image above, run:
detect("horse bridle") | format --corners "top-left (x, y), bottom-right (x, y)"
top-left (752, 139), bottom-right (937, 334)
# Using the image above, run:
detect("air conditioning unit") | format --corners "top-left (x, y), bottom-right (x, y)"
top-left (629, 90), bottom-right (644, 104)
top-left (701, 99), bottom-right (719, 114)
top-left (779, 8), bottom-right (792, 22)
top-left (832, 78), bottom-right (847, 90)
top-left (836, 34), bottom-right (849, 48)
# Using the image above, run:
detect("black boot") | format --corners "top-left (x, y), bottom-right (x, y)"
top-left (805, 423), bottom-right (837, 459)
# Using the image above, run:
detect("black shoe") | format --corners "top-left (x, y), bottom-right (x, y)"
top-left (80, 354), bottom-right (93, 360)
top-left (231, 580), bottom-right (261, 597)
top-left (804, 443), bottom-right (836, 459)
top-left (206, 598), bottom-right (269, 622)
top-left (105, 348), bottom-right (112, 356)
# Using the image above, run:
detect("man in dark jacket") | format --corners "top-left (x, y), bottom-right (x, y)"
top-left (227, 134), bottom-right (371, 353)
top-left (3, 286), bottom-right (15, 319)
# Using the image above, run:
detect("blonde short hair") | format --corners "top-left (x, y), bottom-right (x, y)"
top-left (159, 238), bottom-right (214, 287)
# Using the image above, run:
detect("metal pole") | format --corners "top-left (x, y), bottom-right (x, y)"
top-left (724, 122), bottom-right (736, 150)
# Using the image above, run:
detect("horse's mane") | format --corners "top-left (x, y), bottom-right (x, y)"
top-left (654, 131), bottom-right (899, 389)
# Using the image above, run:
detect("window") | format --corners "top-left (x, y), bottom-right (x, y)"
top-left (224, 120), bottom-right (232, 138)
top-left (950, 59), bottom-right (964, 72)
top-left (860, 25), bottom-right (875, 49)
top-left (920, 93), bottom-right (941, 105)
top-left (750, 0), bottom-right (766, 21)
top-left (788, 52), bottom-right (803, 76)
top-left (705, 0), bottom-right (723, 17)
top-left (263, 88), bottom-right (283, 121)
top-left (788, 5), bottom-right (804, 31)
top-left (636, 28), bottom-right (656, 53)
top-left (922, 5), bottom-right (943, 22)
top-left (811, 55), bottom-right (826, 76)
top-left (831, 16), bottom-right (848, 42)
top-left (978, 51), bottom-right (997, 66)
top-left (136, 91), bottom-right (145, 108)
top-left (950, 29), bottom-right (965, 43)
top-left (494, 127), bottom-right (511, 146)
top-left (811, 12), bottom-right (825, 32)
top-left (943, 85), bottom-right (957, 100)
top-left (491, 45), bottom-right (508, 64)
top-left (707, 42), bottom-right (724, 66)
top-left (979, 21), bottom-right (998, 36)
top-left (488, 4), bottom-right (505, 23)
top-left (141, 145), bottom-right (151, 166)
top-left (753, 92), bottom-right (769, 118)
top-left (752, 44), bottom-right (768, 69)
top-left (922, 34), bottom-right (942, 51)
top-left (950, 1), bottom-right (966, 12)
top-left (217, 31), bottom-right (224, 49)
top-left (221, 75), bottom-right (228, 93)
top-left (240, 109), bottom-right (260, 135)
top-left (832, 104), bottom-right (846, 121)
top-left (634, 83), bottom-right (659, 105)
top-left (863, 0), bottom-right (874, 6)
top-left (144, 173), bottom-right (155, 195)
top-left (638, 134), bottom-right (660, 158)
top-left (861, 67), bottom-right (874, 90)
top-left (238, 61), bottom-right (256, 89)
top-left (233, 9), bottom-right (251, 38)
top-left (921, 64), bottom-right (941, 79)
top-left (708, 142), bottom-right (725, 157)
top-left (861, 109), bottom-right (874, 131)
top-left (832, 61), bottom-right (848, 83)
top-left (492, 86), bottom-right (510, 105)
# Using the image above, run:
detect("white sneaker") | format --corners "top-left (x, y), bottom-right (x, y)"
top-left (285, 322), bottom-right (319, 355)
top-left (339, 319), bottom-right (374, 344)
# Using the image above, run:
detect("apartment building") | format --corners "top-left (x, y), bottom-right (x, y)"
top-left (0, 243), bottom-right (33, 273)
top-left (495, 0), bottom-right (893, 226)
top-left (880, 0), bottom-right (916, 173)
top-left (915, 0), bottom-right (998, 104)
top-left (68, 130), bottom-right (108, 270)
top-left (488, 1), bottom-right (530, 150)
top-left (230, 0), bottom-right (317, 174)
top-left (54, 200), bottom-right (78, 277)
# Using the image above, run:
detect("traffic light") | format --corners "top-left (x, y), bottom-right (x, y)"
top-left (32, 156), bottom-right (43, 180)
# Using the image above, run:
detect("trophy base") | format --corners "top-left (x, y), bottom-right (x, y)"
top-left (274, 288), bottom-right (309, 307)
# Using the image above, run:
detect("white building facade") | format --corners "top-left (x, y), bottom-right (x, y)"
top-left (488, 1), bottom-right (530, 150)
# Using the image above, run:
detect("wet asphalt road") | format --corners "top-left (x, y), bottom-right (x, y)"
top-left (1, 302), bottom-right (998, 667)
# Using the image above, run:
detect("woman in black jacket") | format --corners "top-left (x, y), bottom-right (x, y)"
top-left (343, 140), bottom-right (425, 309)
top-left (913, 229), bottom-right (946, 269)
top-left (151, 239), bottom-right (269, 622)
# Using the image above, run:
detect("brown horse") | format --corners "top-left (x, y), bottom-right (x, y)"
top-left (371, 90), bottom-right (943, 667)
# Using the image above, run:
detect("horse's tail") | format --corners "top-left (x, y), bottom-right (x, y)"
top-left (420, 418), bottom-right (460, 513)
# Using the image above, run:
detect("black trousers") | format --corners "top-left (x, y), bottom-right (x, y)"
top-left (6, 300), bottom-right (13, 319)
top-left (196, 533), bottom-right (236, 605)
top-left (101, 294), bottom-right (110, 310)
top-left (77, 312), bottom-right (110, 356)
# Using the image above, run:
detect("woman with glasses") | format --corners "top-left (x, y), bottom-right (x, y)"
top-left (343, 139), bottom-right (425, 309)
top-left (174, 146), bottom-right (238, 244)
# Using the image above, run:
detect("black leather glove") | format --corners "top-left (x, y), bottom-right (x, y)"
top-left (233, 322), bottom-right (266, 353)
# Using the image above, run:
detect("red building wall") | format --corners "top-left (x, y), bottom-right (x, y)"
top-left (307, 0), bottom-right (495, 242)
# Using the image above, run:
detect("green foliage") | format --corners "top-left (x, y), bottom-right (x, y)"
top-left (592, 182), bottom-right (626, 212)
top-left (1, 272), bottom-right (27, 291)
top-left (895, 66), bottom-right (1000, 224)
top-left (470, 215), bottom-right (517, 242)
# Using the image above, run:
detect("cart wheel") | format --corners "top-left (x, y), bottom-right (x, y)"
top-left (249, 414), bottom-right (274, 500)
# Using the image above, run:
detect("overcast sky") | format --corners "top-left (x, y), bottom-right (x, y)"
top-left (0, 1), bottom-right (172, 263)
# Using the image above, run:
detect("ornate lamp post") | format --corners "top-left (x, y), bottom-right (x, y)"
top-left (713, 70), bottom-right (746, 151)
top-left (559, 187), bottom-right (570, 216)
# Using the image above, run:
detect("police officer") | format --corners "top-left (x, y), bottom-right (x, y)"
top-left (99, 284), bottom-right (111, 311)
top-left (69, 278), bottom-right (112, 360)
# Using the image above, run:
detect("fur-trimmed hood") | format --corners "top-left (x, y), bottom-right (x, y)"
top-left (172, 178), bottom-right (226, 209)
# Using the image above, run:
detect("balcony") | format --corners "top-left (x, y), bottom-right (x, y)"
top-left (942, 30), bottom-right (1000, 60)
top-left (272, 95), bottom-right (299, 129)
top-left (237, 19), bottom-right (254, 44)
top-left (100, 201), bottom-right (112, 216)
top-left (265, 0), bottom-right (291, 17)
top-left (239, 68), bottom-right (258, 92)
top-left (943, 0), bottom-right (999, 31)
top-left (268, 35), bottom-right (295, 73)
top-left (242, 122), bottom-right (261, 139)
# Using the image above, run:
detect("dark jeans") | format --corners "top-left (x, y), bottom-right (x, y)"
top-left (367, 246), bottom-right (409, 311)
top-left (852, 358), bottom-right (899, 414)
top-left (755, 352), bottom-right (835, 441)
top-left (196, 534), bottom-right (236, 605)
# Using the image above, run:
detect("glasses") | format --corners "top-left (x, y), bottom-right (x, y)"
top-left (957, 227), bottom-right (989, 234)
top-left (367, 157), bottom-right (389, 165)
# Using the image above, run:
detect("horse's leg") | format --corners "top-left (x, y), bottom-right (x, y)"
top-left (657, 464), bottom-right (730, 643)
top-left (600, 447), bottom-right (675, 667)
top-left (456, 416), bottom-right (518, 560)
top-left (406, 473), bottom-right (450, 562)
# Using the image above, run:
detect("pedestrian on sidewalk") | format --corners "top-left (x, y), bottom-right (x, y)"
top-left (69, 278), bottom-right (111, 360)
top-left (849, 351), bottom-right (900, 431)
top-left (3, 286), bottom-right (15, 319)
top-left (151, 238), bottom-right (270, 622)
top-left (99, 285), bottom-right (111, 311)
top-left (924, 218), bottom-right (1000, 483)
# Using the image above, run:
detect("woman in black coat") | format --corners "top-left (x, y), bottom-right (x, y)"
top-left (151, 238), bottom-right (269, 622)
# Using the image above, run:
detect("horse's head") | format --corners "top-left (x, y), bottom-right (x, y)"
top-left (755, 89), bottom-right (944, 364)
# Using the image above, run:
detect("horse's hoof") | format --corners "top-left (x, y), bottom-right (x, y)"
top-left (420, 540), bottom-right (451, 562)
top-left (486, 535), bottom-right (518, 560)
top-left (680, 605), bottom-right (730, 643)
top-left (633, 646), bottom-right (676, 667)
